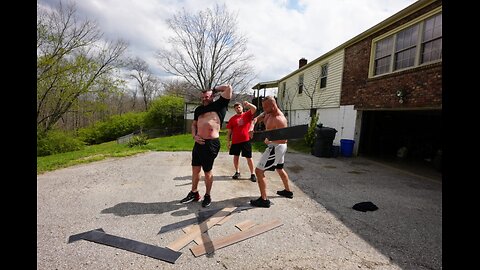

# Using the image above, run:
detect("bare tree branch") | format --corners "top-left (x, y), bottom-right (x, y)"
top-left (156, 3), bottom-right (255, 96)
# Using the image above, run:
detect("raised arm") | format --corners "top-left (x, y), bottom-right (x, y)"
top-left (214, 84), bottom-right (233, 100)
top-left (243, 101), bottom-right (257, 115)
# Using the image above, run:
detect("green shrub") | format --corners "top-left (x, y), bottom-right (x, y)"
top-left (304, 113), bottom-right (319, 147)
top-left (37, 129), bottom-right (85, 156)
top-left (144, 95), bottom-right (184, 129)
top-left (77, 112), bottom-right (146, 145)
top-left (127, 134), bottom-right (149, 147)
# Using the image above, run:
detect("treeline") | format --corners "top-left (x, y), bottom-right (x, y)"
top-left (36, 2), bottom-right (187, 156)
top-left (37, 95), bottom-right (184, 156)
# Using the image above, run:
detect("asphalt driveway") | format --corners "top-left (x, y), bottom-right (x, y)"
top-left (37, 151), bottom-right (442, 269)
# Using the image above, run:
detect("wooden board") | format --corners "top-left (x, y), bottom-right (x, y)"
top-left (235, 219), bottom-right (256, 231)
top-left (190, 219), bottom-right (283, 257)
top-left (166, 206), bottom-right (236, 251)
top-left (182, 213), bottom-right (232, 234)
top-left (158, 205), bottom-right (253, 234)
top-left (251, 124), bottom-right (308, 142)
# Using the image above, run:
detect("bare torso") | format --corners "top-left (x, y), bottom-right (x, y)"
top-left (197, 111), bottom-right (221, 139)
top-left (264, 112), bottom-right (288, 144)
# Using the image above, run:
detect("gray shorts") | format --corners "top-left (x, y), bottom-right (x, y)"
top-left (256, 143), bottom-right (287, 171)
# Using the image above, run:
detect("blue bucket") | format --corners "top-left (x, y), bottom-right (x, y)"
top-left (340, 139), bottom-right (355, 157)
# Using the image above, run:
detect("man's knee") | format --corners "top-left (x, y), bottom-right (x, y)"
top-left (255, 167), bottom-right (264, 176)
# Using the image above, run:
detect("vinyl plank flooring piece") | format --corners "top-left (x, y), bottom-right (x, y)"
top-left (158, 205), bottom-right (253, 234)
top-left (68, 228), bottom-right (182, 264)
top-left (192, 232), bottom-right (209, 245)
top-left (182, 213), bottom-right (233, 235)
top-left (166, 206), bottom-right (236, 251)
top-left (252, 124), bottom-right (308, 142)
top-left (190, 219), bottom-right (283, 257)
top-left (68, 228), bottom-right (105, 243)
top-left (235, 220), bottom-right (256, 231)
top-left (216, 213), bottom-right (233, 225)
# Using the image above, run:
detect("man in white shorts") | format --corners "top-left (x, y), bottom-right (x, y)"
top-left (250, 96), bottom-right (293, 208)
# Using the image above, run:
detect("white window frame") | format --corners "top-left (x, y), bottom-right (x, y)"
top-left (320, 63), bottom-right (328, 89)
top-left (369, 7), bottom-right (442, 78)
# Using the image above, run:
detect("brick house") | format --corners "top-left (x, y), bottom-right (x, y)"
top-left (272, 0), bottom-right (441, 169)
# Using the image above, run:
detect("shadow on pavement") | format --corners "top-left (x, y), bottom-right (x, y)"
top-left (285, 153), bottom-right (442, 270)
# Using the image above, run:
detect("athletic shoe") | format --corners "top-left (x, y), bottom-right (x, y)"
top-left (180, 191), bottom-right (200, 204)
top-left (276, 189), bottom-right (293, 199)
top-left (232, 172), bottom-right (240, 179)
top-left (250, 174), bottom-right (257, 182)
top-left (202, 194), bottom-right (211, 207)
top-left (250, 197), bottom-right (271, 208)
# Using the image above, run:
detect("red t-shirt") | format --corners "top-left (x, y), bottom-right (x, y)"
top-left (226, 110), bottom-right (253, 144)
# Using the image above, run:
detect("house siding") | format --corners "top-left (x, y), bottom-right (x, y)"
top-left (278, 50), bottom-right (344, 128)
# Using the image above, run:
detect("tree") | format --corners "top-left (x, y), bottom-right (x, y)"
top-left (156, 3), bottom-right (256, 95)
top-left (280, 85), bottom-right (297, 125)
top-left (127, 57), bottom-right (161, 111)
top-left (301, 75), bottom-right (320, 112)
top-left (37, 1), bottom-right (128, 134)
top-left (161, 79), bottom-right (198, 101)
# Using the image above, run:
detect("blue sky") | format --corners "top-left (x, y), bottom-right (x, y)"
top-left (38, 0), bottom-right (417, 95)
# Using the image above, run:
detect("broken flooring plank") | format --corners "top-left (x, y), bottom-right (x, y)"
top-left (166, 206), bottom-right (236, 251)
top-left (235, 220), bottom-right (256, 231)
top-left (158, 205), bottom-right (253, 234)
top-left (190, 219), bottom-right (283, 257)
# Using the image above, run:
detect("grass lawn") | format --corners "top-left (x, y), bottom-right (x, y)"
top-left (37, 130), bottom-right (310, 174)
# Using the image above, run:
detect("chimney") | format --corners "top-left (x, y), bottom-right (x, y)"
top-left (299, 58), bottom-right (307, 68)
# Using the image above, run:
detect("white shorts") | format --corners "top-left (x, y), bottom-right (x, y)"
top-left (256, 143), bottom-right (287, 171)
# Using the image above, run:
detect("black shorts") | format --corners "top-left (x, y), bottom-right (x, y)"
top-left (229, 141), bottom-right (252, 158)
top-left (192, 138), bottom-right (220, 172)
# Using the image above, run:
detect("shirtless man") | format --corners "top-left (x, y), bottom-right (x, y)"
top-left (180, 84), bottom-right (232, 207)
top-left (249, 95), bottom-right (293, 208)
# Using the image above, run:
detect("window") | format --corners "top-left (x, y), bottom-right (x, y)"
top-left (372, 11), bottom-right (442, 76)
top-left (394, 24), bottom-right (418, 70)
top-left (320, 64), bottom-right (328, 88)
top-left (282, 82), bottom-right (286, 98)
top-left (298, 74), bottom-right (304, 94)
top-left (421, 13), bottom-right (442, 63)
top-left (374, 37), bottom-right (393, 75)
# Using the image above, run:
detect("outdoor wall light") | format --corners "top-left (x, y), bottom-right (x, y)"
top-left (396, 89), bottom-right (406, 103)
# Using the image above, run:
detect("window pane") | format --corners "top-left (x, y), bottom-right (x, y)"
top-left (298, 74), bottom-right (303, 94)
top-left (396, 25), bottom-right (418, 51)
top-left (423, 13), bottom-right (442, 42)
top-left (321, 64), bottom-right (328, 77)
top-left (320, 77), bottom-right (327, 88)
top-left (422, 38), bottom-right (442, 63)
top-left (374, 56), bottom-right (391, 75)
top-left (395, 47), bottom-right (416, 70)
top-left (374, 37), bottom-right (393, 75)
top-left (375, 37), bottom-right (393, 59)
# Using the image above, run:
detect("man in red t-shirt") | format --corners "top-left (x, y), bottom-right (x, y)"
top-left (226, 101), bottom-right (257, 182)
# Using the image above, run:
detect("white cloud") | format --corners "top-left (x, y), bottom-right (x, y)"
top-left (38, 0), bottom-right (417, 93)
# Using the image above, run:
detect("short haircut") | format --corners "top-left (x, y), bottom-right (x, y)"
top-left (233, 102), bottom-right (242, 107)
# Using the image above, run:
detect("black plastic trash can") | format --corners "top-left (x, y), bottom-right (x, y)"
top-left (313, 124), bottom-right (337, 157)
